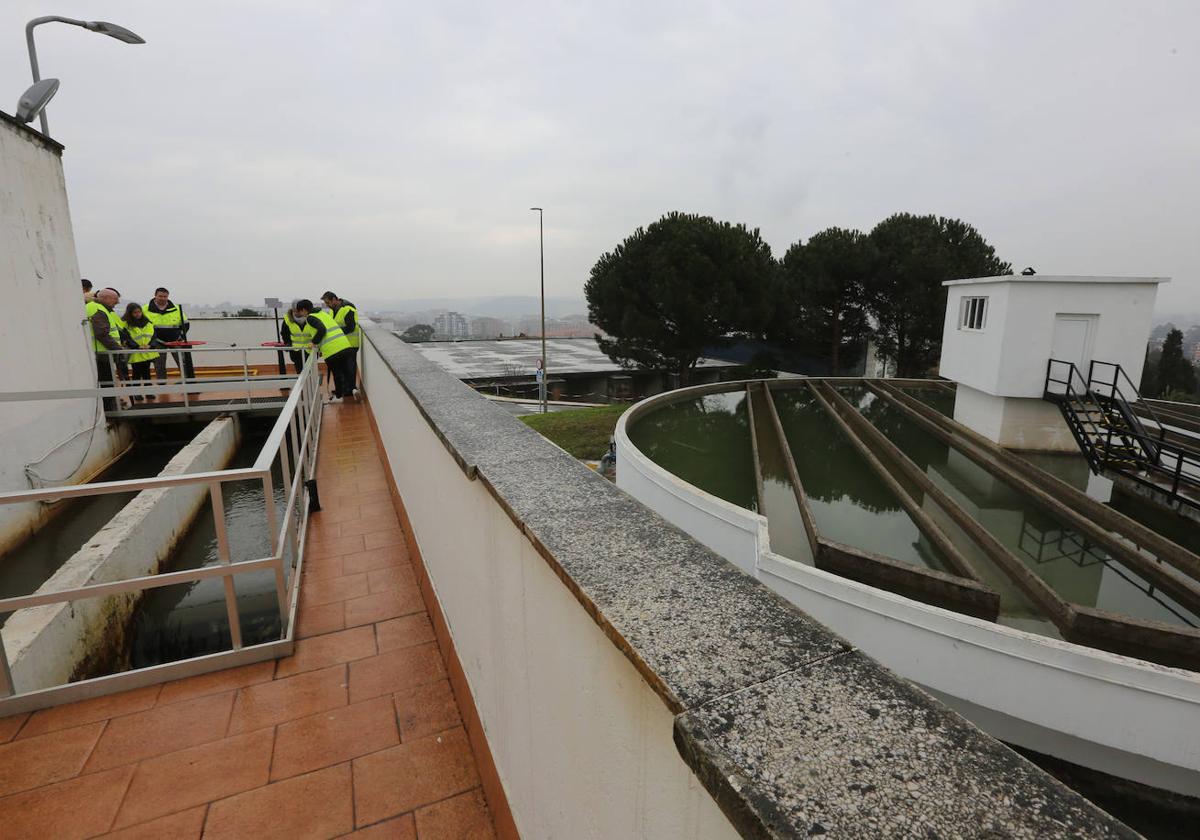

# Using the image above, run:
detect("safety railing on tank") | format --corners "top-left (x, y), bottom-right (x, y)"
top-left (0, 353), bottom-right (324, 712)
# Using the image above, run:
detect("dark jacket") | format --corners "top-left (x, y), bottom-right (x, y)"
top-left (146, 299), bottom-right (190, 342)
top-left (89, 305), bottom-right (122, 351)
top-left (280, 315), bottom-right (327, 348)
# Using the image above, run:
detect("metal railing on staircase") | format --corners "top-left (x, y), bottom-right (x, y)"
top-left (1044, 358), bottom-right (1200, 514)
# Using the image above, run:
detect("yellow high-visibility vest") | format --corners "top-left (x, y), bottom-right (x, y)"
top-left (145, 302), bottom-right (187, 329)
top-left (286, 313), bottom-right (316, 354)
top-left (85, 300), bottom-right (121, 353)
top-left (334, 304), bottom-right (360, 349)
top-left (127, 322), bottom-right (159, 363)
top-left (311, 310), bottom-right (352, 358)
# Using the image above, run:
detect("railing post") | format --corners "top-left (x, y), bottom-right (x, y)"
top-left (243, 349), bottom-right (252, 408)
top-left (209, 482), bottom-right (243, 650)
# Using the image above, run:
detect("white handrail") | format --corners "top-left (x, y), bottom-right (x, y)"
top-left (0, 353), bottom-right (325, 702)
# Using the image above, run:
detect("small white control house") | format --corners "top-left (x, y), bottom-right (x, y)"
top-left (939, 275), bottom-right (1166, 451)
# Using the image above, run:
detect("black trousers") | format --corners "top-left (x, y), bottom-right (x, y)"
top-left (326, 350), bottom-right (355, 398)
top-left (130, 360), bottom-right (153, 400)
top-left (345, 348), bottom-right (359, 393)
top-left (96, 354), bottom-right (117, 411)
top-left (289, 350), bottom-right (305, 375)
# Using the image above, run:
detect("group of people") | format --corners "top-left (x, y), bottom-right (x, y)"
top-left (83, 281), bottom-right (195, 409)
top-left (82, 280), bottom-right (361, 408)
top-left (279, 293), bottom-right (361, 401)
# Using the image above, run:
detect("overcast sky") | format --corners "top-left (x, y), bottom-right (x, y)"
top-left (4, 1), bottom-right (1198, 314)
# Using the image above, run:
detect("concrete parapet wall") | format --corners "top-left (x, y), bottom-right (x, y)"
top-left (360, 323), bottom-right (1132, 839)
top-left (3, 415), bottom-right (241, 692)
top-left (362, 332), bottom-right (738, 839)
top-left (0, 114), bottom-right (133, 551)
top-left (181, 317), bottom-right (285, 368)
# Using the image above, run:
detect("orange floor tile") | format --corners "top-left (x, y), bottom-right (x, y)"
top-left (0, 399), bottom-right (498, 840)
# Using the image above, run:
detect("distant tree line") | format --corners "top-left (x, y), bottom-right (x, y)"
top-left (585, 211), bottom-right (1010, 383)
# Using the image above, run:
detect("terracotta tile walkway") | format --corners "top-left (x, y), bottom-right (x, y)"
top-left (0, 399), bottom-right (498, 839)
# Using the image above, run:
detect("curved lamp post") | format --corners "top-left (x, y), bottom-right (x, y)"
top-left (530, 207), bottom-right (547, 413)
top-left (25, 16), bottom-right (145, 136)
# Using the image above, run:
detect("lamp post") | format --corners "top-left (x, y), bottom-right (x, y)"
top-left (25, 16), bottom-right (145, 137)
top-left (530, 207), bottom-right (547, 413)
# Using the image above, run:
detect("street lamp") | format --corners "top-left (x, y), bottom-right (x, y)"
top-left (25, 16), bottom-right (146, 137)
top-left (530, 207), bottom-right (547, 414)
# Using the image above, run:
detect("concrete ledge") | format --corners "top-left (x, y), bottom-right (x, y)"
top-left (3, 416), bottom-right (240, 691)
top-left (816, 538), bottom-right (1000, 621)
top-left (360, 323), bottom-right (1131, 838)
top-left (675, 651), bottom-right (1134, 839)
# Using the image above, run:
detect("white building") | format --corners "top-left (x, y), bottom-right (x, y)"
top-left (939, 275), bottom-right (1166, 451)
top-left (433, 311), bottom-right (469, 340)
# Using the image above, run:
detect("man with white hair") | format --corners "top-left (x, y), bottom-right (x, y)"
top-left (85, 287), bottom-right (123, 410)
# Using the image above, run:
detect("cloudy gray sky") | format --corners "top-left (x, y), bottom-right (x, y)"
top-left (4, 1), bottom-right (1198, 315)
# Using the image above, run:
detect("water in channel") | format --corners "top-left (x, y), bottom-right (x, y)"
top-left (0, 429), bottom-right (211, 627)
top-left (626, 390), bottom-right (758, 512)
top-left (747, 387), bottom-right (813, 564)
top-left (898, 384), bottom-right (956, 417)
top-left (766, 387), bottom-right (954, 573)
top-left (128, 432), bottom-right (289, 668)
top-left (846, 388), bottom-right (1199, 633)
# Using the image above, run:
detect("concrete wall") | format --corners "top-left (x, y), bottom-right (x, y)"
top-left (940, 276), bottom-right (1163, 398)
top-left (0, 114), bottom-right (131, 552)
top-left (182, 317), bottom-right (289, 368)
top-left (953, 383), bottom-right (1079, 451)
top-left (360, 334), bottom-right (739, 840)
top-left (3, 415), bottom-right (241, 692)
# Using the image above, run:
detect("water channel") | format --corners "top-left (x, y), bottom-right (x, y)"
top-left (0, 425), bottom-right (211, 627)
top-left (129, 430), bottom-right (288, 669)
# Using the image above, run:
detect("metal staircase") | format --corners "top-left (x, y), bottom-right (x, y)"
top-left (1044, 359), bottom-right (1200, 514)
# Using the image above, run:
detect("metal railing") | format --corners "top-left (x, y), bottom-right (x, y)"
top-left (98, 343), bottom-right (309, 416)
top-left (1087, 360), bottom-right (1164, 463)
top-left (0, 353), bottom-right (324, 711)
top-left (1044, 358), bottom-right (1200, 513)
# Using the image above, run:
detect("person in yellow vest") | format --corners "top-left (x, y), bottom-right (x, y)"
top-left (82, 278), bottom-right (95, 304)
top-left (85, 288), bottom-right (124, 411)
top-left (321, 291), bottom-right (360, 398)
top-left (146, 286), bottom-right (195, 383)
top-left (279, 306), bottom-right (313, 374)
top-left (282, 299), bottom-right (355, 401)
top-left (121, 303), bottom-right (163, 403)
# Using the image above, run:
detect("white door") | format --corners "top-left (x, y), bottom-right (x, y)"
top-left (1050, 314), bottom-right (1097, 388)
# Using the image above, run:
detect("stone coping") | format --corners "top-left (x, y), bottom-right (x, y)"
top-left (361, 324), bottom-right (1133, 838)
top-left (0, 110), bottom-right (64, 154)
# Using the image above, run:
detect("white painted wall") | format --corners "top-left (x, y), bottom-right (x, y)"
top-left (940, 276), bottom-right (1164, 398)
top-left (179, 317), bottom-right (289, 367)
top-left (3, 415), bottom-right (240, 692)
top-left (0, 116), bottom-right (131, 551)
top-left (360, 333), bottom-right (739, 840)
top-left (616, 383), bottom-right (1200, 797)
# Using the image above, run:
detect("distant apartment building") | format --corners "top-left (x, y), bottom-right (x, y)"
top-left (433, 311), bottom-right (469, 340)
top-left (471, 316), bottom-right (509, 339)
